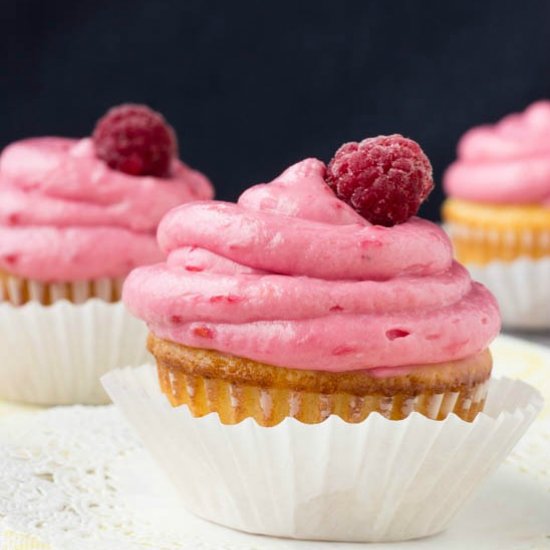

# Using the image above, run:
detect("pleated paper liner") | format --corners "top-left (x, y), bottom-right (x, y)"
top-left (0, 299), bottom-right (150, 405)
top-left (442, 199), bottom-right (550, 264)
top-left (445, 221), bottom-right (550, 266)
top-left (150, 337), bottom-right (493, 425)
top-left (102, 364), bottom-right (543, 542)
top-left (442, 221), bottom-right (550, 329)
top-left (0, 271), bottom-right (123, 305)
top-left (466, 258), bottom-right (550, 330)
top-left (158, 366), bottom-right (489, 425)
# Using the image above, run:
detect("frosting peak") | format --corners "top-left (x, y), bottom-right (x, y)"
top-left (124, 158), bottom-right (500, 373)
top-left (444, 100), bottom-right (550, 205)
top-left (0, 137), bottom-right (213, 281)
top-left (239, 158), bottom-right (365, 225)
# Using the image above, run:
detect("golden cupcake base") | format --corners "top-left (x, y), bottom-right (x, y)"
top-left (0, 271), bottom-right (123, 306)
top-left (443, 198), bottom-right (550, 264)
top-left (149, 334), bottom-right (493, 426)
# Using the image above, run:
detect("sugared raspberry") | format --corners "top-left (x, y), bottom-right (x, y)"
top-left (326, 135), bottom-right (433, 226)
top-left (93, 104), bottom-right (178, 177)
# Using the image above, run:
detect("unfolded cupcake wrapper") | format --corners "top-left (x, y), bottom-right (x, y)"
top-left (445, 224), bottom-right (550, 330)
top-left (0, 273), bottom-right (124, 305)
top-left (102, 364), bottom-right (543, 542)
top-left (0, 299), bottom-right (150, 405)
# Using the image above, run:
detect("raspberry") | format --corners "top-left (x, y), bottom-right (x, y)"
top-left (326, 135), bottom-right (433, 226)
top-left (93, 104), bottom-right (178, 177)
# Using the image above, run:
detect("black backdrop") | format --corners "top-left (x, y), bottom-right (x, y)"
top-left (3, 0), bottom-right (550, 220)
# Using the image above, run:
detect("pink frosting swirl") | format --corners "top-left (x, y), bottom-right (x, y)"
top-left (124, 158), bottom-right (500, 372)
top-left (444, 101), bottom-right (550, 204)
top-left (0, 137), bottom-right (213, 281)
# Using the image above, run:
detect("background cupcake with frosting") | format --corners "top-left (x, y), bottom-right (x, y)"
top-left (0, 103), bottom-right (213, 404)
top-left (104, 135), bottom-right (540, 542)
top-left (443, 100), bottom-right (550, 329)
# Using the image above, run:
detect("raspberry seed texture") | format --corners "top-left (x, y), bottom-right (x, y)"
top-left (326, 135), bottom-right (433, 226)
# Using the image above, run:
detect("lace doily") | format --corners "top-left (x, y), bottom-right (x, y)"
top-left (0, 407), bottom-right (179, 550)
top-left (0, 334), bottom-right (548, 550)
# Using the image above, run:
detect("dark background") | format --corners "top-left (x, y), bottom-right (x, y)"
top-left (2, 0), bottom-right (550, 220)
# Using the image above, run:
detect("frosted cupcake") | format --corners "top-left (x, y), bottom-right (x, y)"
top-left (0, 104), bottom-right (213, 404)
top-left (105, 136), bottom-right (542, 542)
top-left (0, 104), bottom-right (213, 304)
top-left (123, 135), bottom-right (500, 425)
top-left (443, 100), bottom-right (550, 329)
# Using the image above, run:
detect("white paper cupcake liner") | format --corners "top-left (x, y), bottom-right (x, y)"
top-left (0, 300), bottom-right (150, 405)
top-left (466, 258), bottom-right (550, 330)
top-left (0, 274), bottom-right (124, 305)
top-left (445, 221), bottom-right (550, 252)
top-left (444, 223), bottom-right (550, 330)
top-left (102, 364), bottom-right (543, 542)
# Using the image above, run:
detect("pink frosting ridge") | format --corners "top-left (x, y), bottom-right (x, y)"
top-left (124, 158), bottom-right (500, 373)
top-left (444, 100), bottom-right (550, 205)
top-left (0, 137), bottom-right (213, 281)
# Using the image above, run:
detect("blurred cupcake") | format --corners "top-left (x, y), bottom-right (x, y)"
top-left (104, 136), bottom-right (541, 542)
top-left (0, 103), bottom-right (213, 404)
top-left (0, 103), bottom-right (213, 305)
top-left (124, 135), bottom-right (500, 425)
top-left (443, 101), bottom-right (550, 329)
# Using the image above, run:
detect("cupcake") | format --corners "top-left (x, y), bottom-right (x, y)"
top-left (0, 103), bottom-right (213, 305)
top-left (0, 103), bottom-right (213, 404)
top-left (104, 136), bottom-right (542, 542)
top-left (443, 101), bottom-right (550, 329)
top-left (123, 134), bottom-right (500, 425)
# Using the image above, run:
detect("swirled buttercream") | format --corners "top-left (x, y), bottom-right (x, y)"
top-left (444, 101), bottom-right (550, 205)
top-left (0, 137), bottom-right (213, 281)
top-left (124, 158), bottom-right (500, 372)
